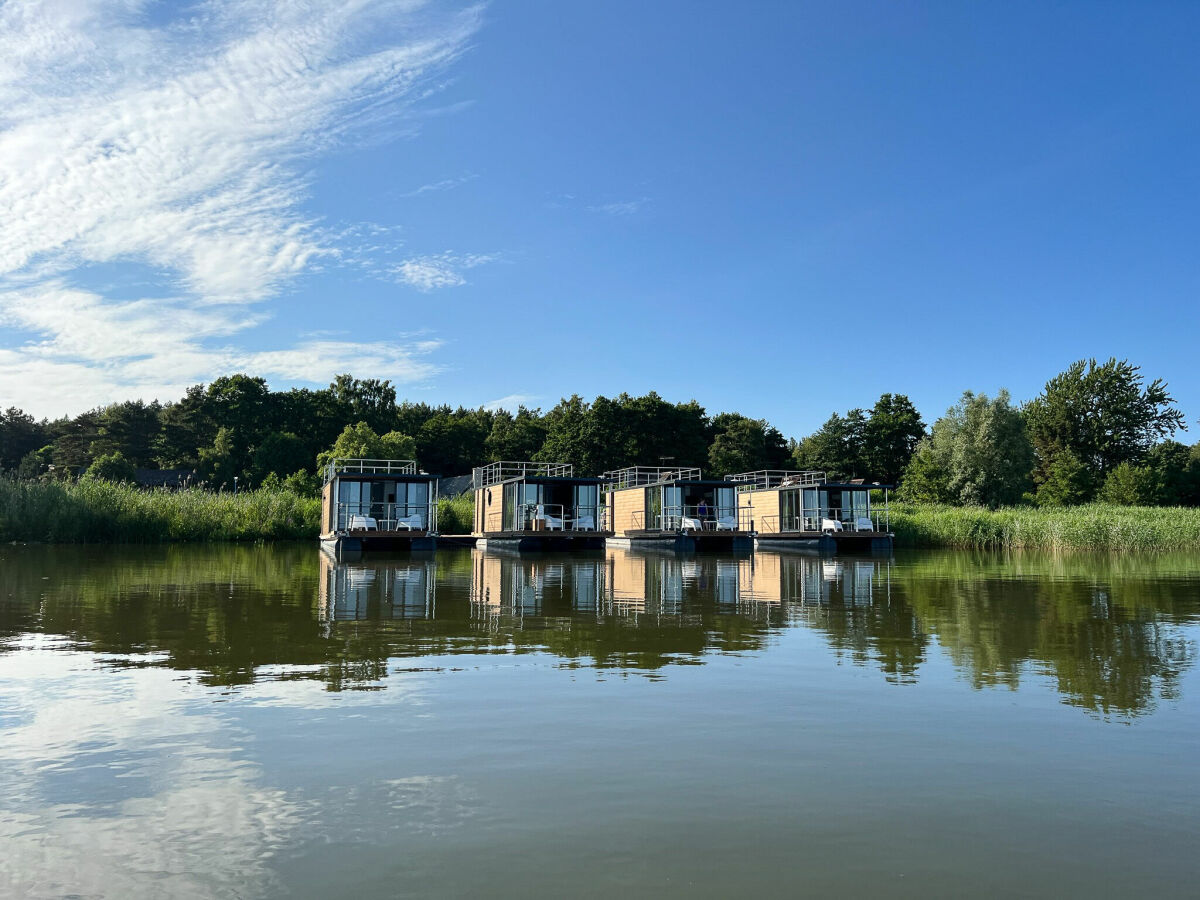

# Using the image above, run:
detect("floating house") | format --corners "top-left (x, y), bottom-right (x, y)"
top-left (319, 458), bottom-right (438, 555)
top-left (603, 466), bottom-right (753, 551)
top-left (729, 470), bottom-right (892, 552)
top-left (471, 461), bottom-right (609, 551)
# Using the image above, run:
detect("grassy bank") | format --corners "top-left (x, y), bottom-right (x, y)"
top-left (0, 478), bottom-right (320, 543)
top-left (890, 502), bottom-right (1200, 552)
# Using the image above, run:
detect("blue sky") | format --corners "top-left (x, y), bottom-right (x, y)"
top-left (2, 1), bottom-right (1197, 441)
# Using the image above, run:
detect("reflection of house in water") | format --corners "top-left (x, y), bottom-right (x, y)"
top-left (740, 551), bottom-right (890, 608)
top-left (604, 547), bottom-right (746, 619)
top-left (470, 550), bottom-right (606, 615)
top-left (318, 549), bottom-right (437, 623)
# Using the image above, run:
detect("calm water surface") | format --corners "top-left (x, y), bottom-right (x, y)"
top-left (1, 544), bottom-right (1199, 898)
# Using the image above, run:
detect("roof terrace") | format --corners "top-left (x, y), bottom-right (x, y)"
top-left (725, 470), bottom-right (827, 491)
top-left (324, 458), bottom-right (418, 485)
top-left (473, 460), bottom-right (574, 489)
top-left (603, 466), bottom-right (703, 490)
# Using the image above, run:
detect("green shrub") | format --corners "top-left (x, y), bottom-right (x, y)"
top-left (84, 451), bottom-right (136, 484)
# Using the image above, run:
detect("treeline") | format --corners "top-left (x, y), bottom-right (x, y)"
top-left (2, 358), bottom-right (1198, 507)
top-left (0, 375), bottom-right (808, 489)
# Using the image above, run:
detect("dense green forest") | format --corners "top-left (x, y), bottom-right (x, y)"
top-left (2, 358), bottom-right (1198, 507)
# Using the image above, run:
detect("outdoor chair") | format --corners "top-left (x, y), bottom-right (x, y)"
top-left (348, 515), bottom-right (378, 531)
top-left (820, 517), bottom-right (843, 533)
top-left (714, 515), bottom-right (738, 531)
top-left (680, 515), bottom-right (703, 531)
top-left (854, 516), bottom-right (874, 532)
top-left (396, 513), bottom-right (424, 530)
top-left (535, 505), bottom-right (564, 530)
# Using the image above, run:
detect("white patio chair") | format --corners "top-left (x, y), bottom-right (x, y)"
top-left (820, 517), bottom-right (843, 533)
top-left (536, 505), bottom-right (564, 530)
top-left (854, 516), bottom-right (874, 532)
top-left (396, 513), bottom-right (424, 531)
top-left (714, 515), bottom-right (738, 531)
top-left (348, 515), bottom-right (378, 531)
top-left (680, 515), bottom-right (703, 531)
top-left (571, 514), bottom-right (596, 531)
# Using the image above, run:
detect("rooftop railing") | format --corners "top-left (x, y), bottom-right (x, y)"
top-left (602, 466), bottom-right (703, 489)
top-left (473, 460), bottom-right (574, 489)
top-left (725, 470), bottom-right (826, 491)
top-left (324, 458), bottom-right (419, 484)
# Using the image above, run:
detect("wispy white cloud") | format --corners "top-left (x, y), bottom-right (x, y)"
top-left (482, 393), bottom-right (539, 412)
top-left (588, 197), bottom-right (650, 216)
top-left (0, 283), bottom-right (442, 418)
top-left (396, 173), bottom-right (478, 198)
top-left (394, 252), bottom-right (497, 291)
top-left (0, 0), bottom-right (482, 416)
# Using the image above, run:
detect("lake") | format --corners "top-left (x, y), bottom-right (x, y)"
top-left (1, 544), bottom-right (1198, 898)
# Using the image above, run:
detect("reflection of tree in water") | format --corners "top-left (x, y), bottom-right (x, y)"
top-left (892, 551), bottom-right (1200, 718)
top-left (2, 544), bottom-right (1197, 715)
top-left (0, 544), bottom-right (328, 685)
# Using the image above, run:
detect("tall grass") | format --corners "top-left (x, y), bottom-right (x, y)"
top-left (891, 502), bottom-right (1200, 552)
top-left (0, 477), bottom-right (320, 543)
top-left (437, 492), bottom-right (474, 534)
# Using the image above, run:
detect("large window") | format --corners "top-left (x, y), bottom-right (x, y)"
top-left (575, 484), bottom-right (598, 521)
top-left (645, 486), bottom-right (661, 530)
top-left (716, 487), bottom-right (736, 521)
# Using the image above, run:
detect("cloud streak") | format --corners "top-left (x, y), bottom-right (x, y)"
top-left (0, 0), bottom-right (481, 416)
top-left (394, 251), bottom-right (497, 291)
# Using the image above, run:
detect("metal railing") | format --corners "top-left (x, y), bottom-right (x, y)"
top-left (481, 504), bottom-right (607, 533)
top-left (473, 460), bottom-right (573, 489)
top-left (337, 502), bottom-right (436, 533)
top-left (514, 503), bottom-right (604, 532)
top-left (726, 470), bottom-right (826, 491)
top-left (602, 466), bottom-right (703, 489)
top-left (324, 458), bottom-right (419, 484)
top-left (664, 504), bottom-right (753, 532)
top-left (627, 505), bottom-right (752, 532)
top-left (757, 508), bottom-right (890, 534)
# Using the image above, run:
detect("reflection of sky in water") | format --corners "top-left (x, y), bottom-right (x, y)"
top-left (0, 641), bottom-right (468, 900)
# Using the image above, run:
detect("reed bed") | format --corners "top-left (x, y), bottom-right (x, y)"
top-left (437, 492), bottom-right (475, 534)
top-left (0, 477), bottom-right (320, 543)
top-left (890, 502), bottom-right (1200, 552)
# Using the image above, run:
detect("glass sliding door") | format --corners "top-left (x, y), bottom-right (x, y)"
top-left (574, 484), bottom-right (598, 529)
top-left (803, 488), bottom-right (818, 530)
top-left (645, 486), bottom-right (661, 531)
top-left (781, 490), bottom-right (800, 532)
top-left (663, 486), bottom-right (683, 530)
top-left (398, 481), bottom-right (429, 528)
top-left (503, 482), bottom-right (519, 531)
top-left (716, 487), bottom-right (736, 527)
